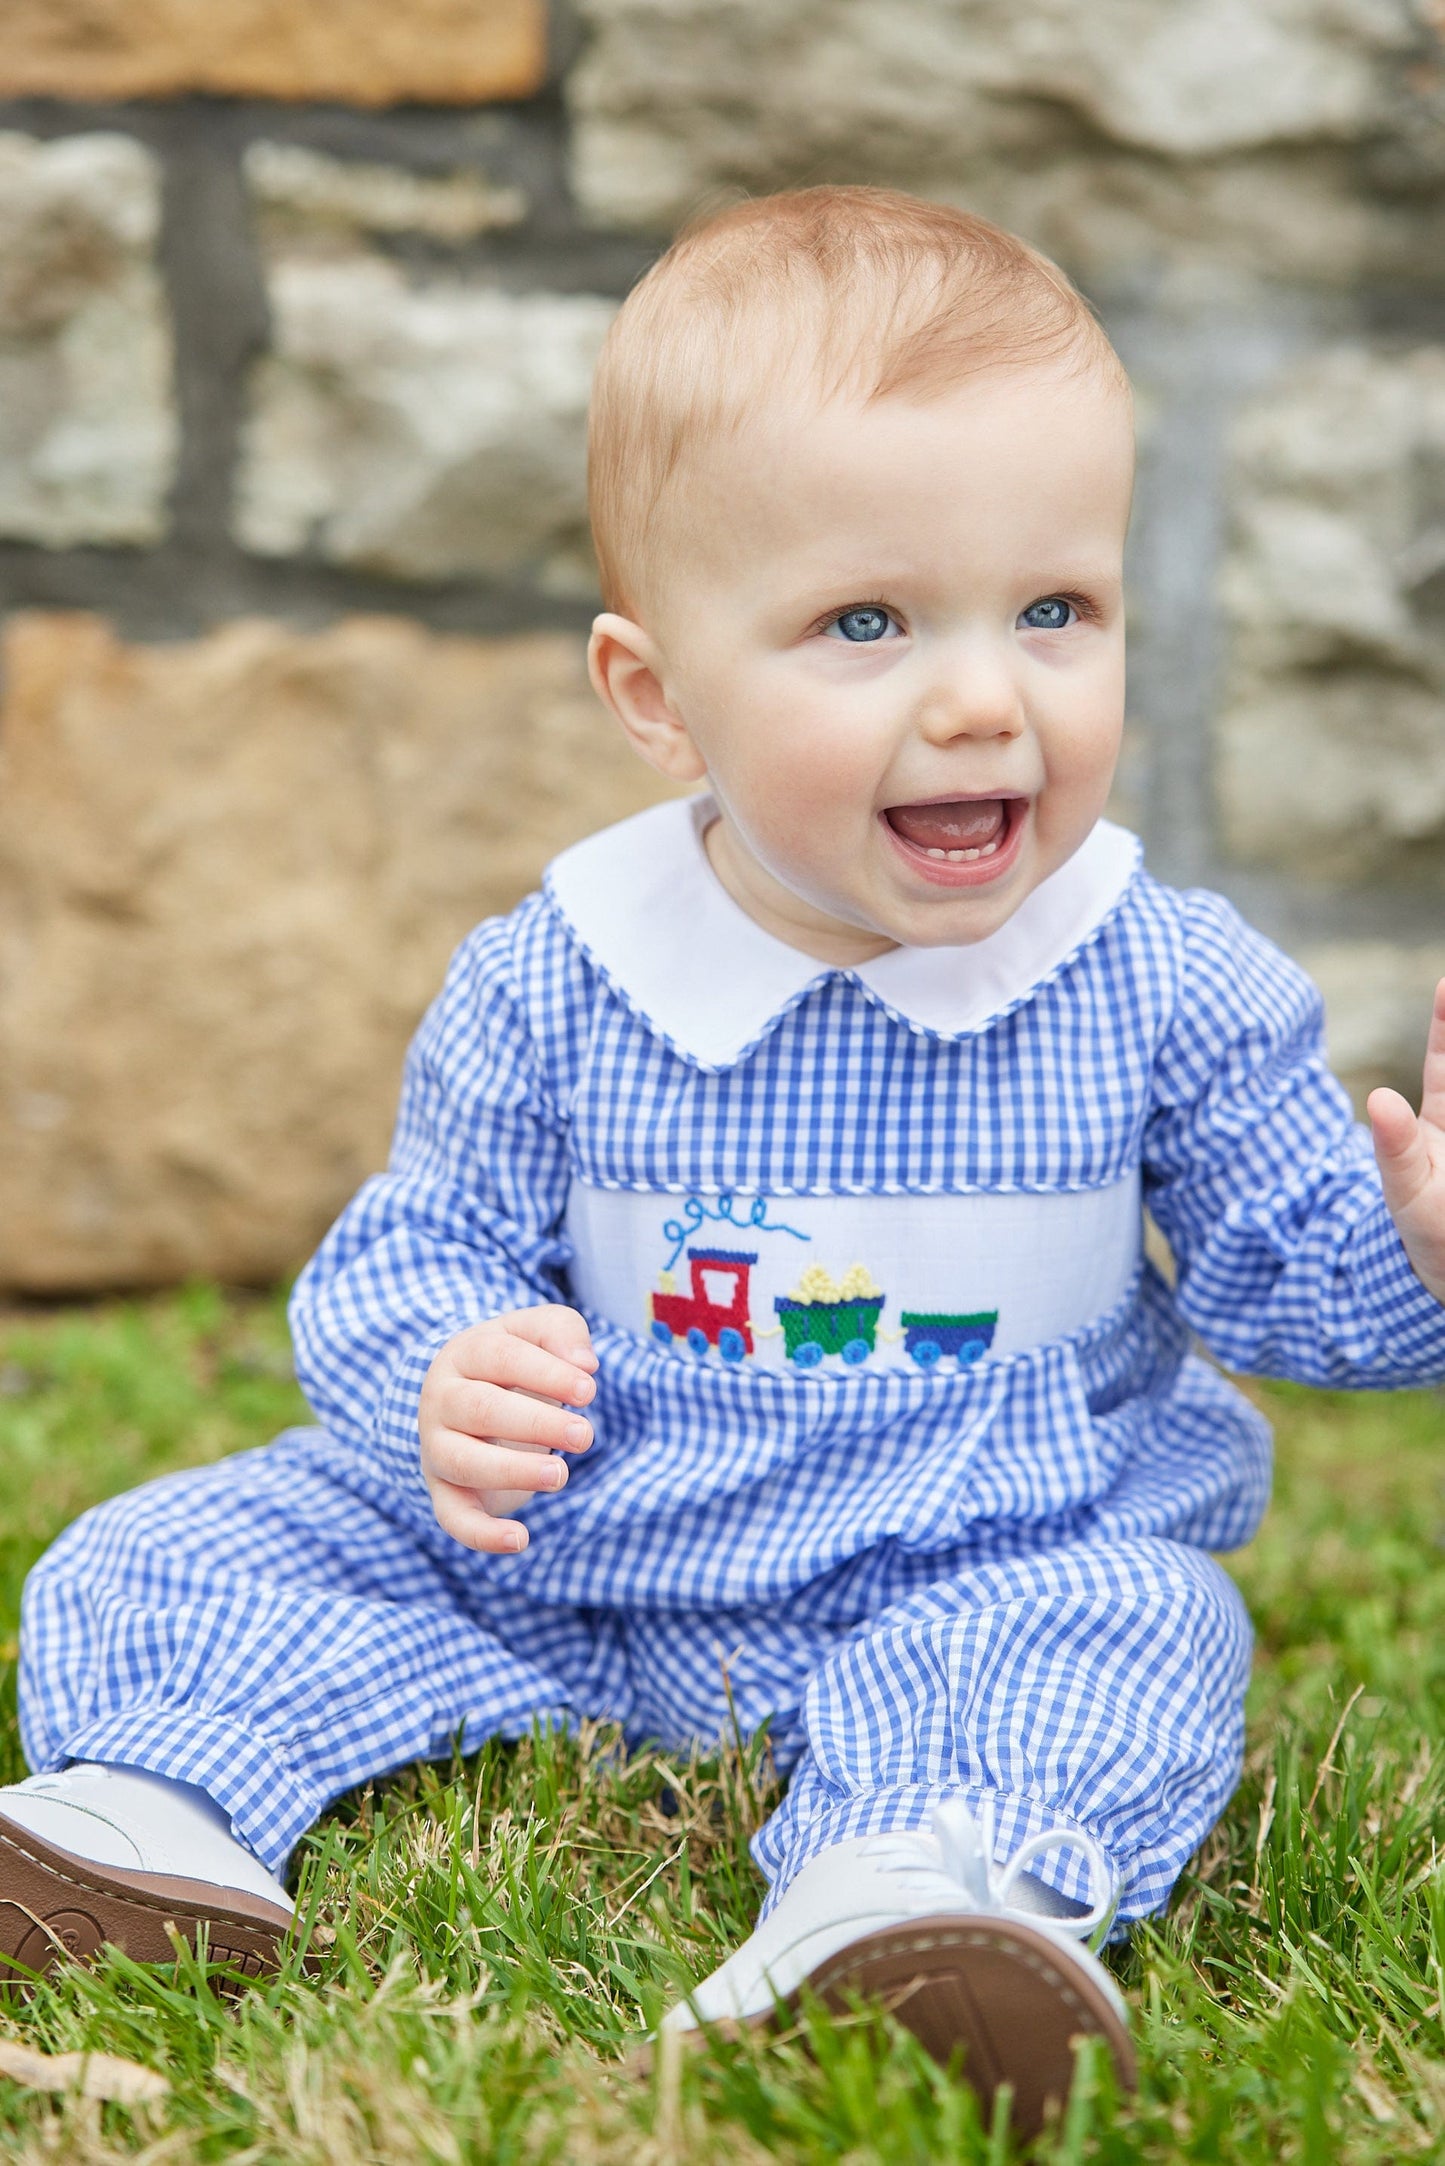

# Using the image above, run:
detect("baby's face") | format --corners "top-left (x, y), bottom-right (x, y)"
top-left (600, 361), bottom-right (1134, 962)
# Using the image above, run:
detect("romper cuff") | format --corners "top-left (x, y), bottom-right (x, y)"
top-left (1349, 1201), bottom-right (1445, 1380)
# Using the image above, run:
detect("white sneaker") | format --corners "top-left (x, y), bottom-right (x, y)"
top-left (663, 1800), bottom-right (1135, 2138)
top-left (0, 1764), bottom-right (294, 1985)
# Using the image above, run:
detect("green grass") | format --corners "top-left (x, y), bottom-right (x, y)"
top-left (0, 1288), bottom-right (1442, 2160)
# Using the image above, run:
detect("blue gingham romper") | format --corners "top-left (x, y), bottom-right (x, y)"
top-left (19, 801), bottom-right (1445, 1920)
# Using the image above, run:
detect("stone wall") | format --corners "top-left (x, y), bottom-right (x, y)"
top-left (0, 0), bottom-right (1442, 1290)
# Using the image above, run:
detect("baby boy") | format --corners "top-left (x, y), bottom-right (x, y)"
top-left (3, 186), bottom-right (1444, 2133)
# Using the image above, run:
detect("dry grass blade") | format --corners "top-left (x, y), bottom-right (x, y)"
top-left (0, 2039), bottom-right (169, 2102)
top-left (1306, 1683), bottom-right (1364, 1816)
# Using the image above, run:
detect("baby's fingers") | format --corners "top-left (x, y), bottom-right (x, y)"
top-left (427, 1425), bottom-right (577, 1498)
top-left (426, 1435), bottom-right (570, 1550)
top-left (1421, 977), bottom-right (1445, 1134)
top-left (438, 1374), bottom-right (592, 1453)
top-left (428, 1478), bottom-right (535, 1554)
top-left (450, 1315), bottom-right (596, 1408)
top-left (501, 1303), bottom-right (597, 1367)
top-left (1368, 1085), bottom-right (1433, 1215)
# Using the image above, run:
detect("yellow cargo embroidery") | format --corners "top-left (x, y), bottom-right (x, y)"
top-left (773, 1262), bottom-right (886, 1368)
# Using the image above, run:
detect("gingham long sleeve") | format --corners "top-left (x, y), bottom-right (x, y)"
top-left (1144, 890), bottom-right (1445, 1388)
top-left (289, 918), bottom-right (573, 1506)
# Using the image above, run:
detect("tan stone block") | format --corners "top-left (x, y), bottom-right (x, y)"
top-left (0, 0), bottom-right (545, 107)
top-left (0, 612), bottom-right (679, 1295)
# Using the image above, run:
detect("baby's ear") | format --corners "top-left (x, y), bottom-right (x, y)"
top-left (587, 613), bottom-right (707, 783)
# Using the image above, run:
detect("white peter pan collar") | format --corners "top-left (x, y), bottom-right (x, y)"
top-left (544, 794), bottom-right (1142, 1070)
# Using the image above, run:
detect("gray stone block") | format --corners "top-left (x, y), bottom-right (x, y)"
top-left (567, 0), bottom-right (1430, 282)
top-left (244, 140), bottom-right (528, 248)
top-left (0, 132), bottom-right (176, 548)
top-left (234, 251), bottom-right (613, 588)
top-left (1217, 344), bottom-right (1445, 886)
top-left (1302, 939), bottom-right (1445, 1109)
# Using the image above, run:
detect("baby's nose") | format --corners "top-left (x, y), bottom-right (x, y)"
top-left (916, 668), bottom-right (1023, 740)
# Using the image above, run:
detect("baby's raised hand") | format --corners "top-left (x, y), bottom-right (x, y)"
top-left (1368, 977), bottom-right (1445, 1307)
top-left (419, 1304), bottom-right (598, 1553)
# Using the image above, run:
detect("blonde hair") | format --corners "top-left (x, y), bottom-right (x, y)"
top-left (588, 185), bottom-right (1129, 616)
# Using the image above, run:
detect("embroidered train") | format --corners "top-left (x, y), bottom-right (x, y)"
top-left (649, 1247), bottom-right (757, 1362)
top-left (648, 1248), bottom-right (997, 1370)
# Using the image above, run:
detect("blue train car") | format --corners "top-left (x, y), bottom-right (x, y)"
top-left (899, 1310), bottom-right (998, 1368)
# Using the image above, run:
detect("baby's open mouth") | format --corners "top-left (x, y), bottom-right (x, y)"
top-left (883, 797), bottom-right (1016, 861)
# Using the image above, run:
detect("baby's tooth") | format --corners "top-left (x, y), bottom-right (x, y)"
top-left (926, 847), bottom-right (946, 859)
top-left (945, 848), bottom-right (965, 860)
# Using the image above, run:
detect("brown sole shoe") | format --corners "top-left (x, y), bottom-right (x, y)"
top-left (692, 1914), bottom-right (1136, 2142)
top-left (0, 1815), bottom-right (295, 1987)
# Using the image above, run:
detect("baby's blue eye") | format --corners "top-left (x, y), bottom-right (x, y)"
top-left (1019, 597), bottom-right (1076, 631)
top-left (826, 607), bottom-right (898, 643)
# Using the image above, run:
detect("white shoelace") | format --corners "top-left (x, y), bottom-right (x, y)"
top-left (858, 1796), bottom-right (1117, 1944)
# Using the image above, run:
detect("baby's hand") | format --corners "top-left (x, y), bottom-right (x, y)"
top-left (419, 1304), bottom-right (598, 1554)
top-left (1368, 977), bottom-right (1445, 1307)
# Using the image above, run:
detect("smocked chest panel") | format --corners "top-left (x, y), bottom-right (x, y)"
top-left (564, 1175), bottom-right (1142, 1375)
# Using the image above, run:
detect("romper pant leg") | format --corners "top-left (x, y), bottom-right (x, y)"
top-left (749, 1537), bottom-right (1252, 1926)
top-left (18, 1429), bottom-right (606, 1875)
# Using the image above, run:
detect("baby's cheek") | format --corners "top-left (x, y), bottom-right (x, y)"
top-left (792, 728), bottom-right (878, 810)
top-left (756, 775), bottom-right (861, 871)
top-left (1046, 698), bottom-right (1122, 796)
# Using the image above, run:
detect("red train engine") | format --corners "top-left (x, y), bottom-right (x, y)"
top-left (650, 1248), bottom-right (757, 1362)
